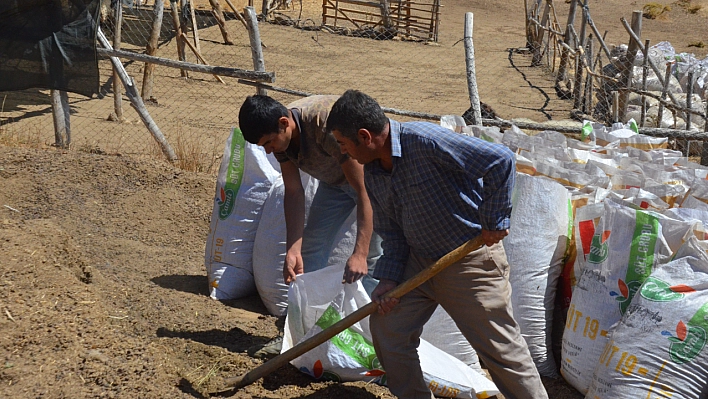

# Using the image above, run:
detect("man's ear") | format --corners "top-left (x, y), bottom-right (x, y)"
top-left (278, 116), bottom-right (290, 132)
top-left (357, 128), bottom-right (372, 145)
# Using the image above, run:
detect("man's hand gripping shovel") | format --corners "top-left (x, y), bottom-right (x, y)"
top-left (211, 236), bottom-right (485, 397)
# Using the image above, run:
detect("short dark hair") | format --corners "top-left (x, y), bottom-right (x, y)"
top-left (238, 95), bottom-right (289, 144)
top-left (327, 90), bottom-right (388, 142)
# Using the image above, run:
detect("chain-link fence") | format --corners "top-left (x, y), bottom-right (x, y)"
top-left (4, 0), bottom-right (708, 169)
top-left (526, 0), bottom-right (708, 155)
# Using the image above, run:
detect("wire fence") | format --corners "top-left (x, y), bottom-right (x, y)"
top-left (2, 0), bottom-right (708, 170)
top-left (526, 0), bottom-right (708, 155)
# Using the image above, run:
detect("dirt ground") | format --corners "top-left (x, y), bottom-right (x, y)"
top-left (2, 0), bottom-right (708, 398)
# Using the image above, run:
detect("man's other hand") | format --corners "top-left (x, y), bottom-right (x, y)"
top-left (371, 279), bottom-right (400, 314)
top-left (481, 229), bottom-right (509, 247)
top-left (342, 253), bottom-right (368, 284)
top-left (283, 249), bottom-right (304, 284)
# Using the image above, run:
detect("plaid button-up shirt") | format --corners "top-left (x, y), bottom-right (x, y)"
top-left (366, 119), bottom-right (515, 283)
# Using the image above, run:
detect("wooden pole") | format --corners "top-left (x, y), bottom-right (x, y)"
top-left (209, 0), bottom-right (234, 45)
top-left (573, 32), bottom-right (585, 110)
top-left (583, 35), bottom-right (593, 114)
top-left (142, 0), bottom-right (164, 101)
top-left (188, 0), bottom-right (202, 54)
top-left (170, 0), bottom-right (188, 77)
top-left (531, 0), bottom-right (551, 66)
top-left (223, 0), bottom-right (253, 32)
top-left (112, 0), bottom-right (124, 121)
top-left (640, 39), bottom-right (650, 128)
top-left (619, 10), bottom-right (642, 122)
top-left (50, 90), bottom-right (70, 148)
top-left (180, 33), bottom-right (226, 83)
top-left (215, 237), bottom-right (485, 394)
top-left (656, 62), bottom-right (672, 128)
top-left (244, 6), bottom-right (267, 95)
top-left (464, 12), bottom-right (481, 126)
top-left (97, 28), bottom-right (177, 162)
top-left (98, 48), bottom-right (275, 81)
top-left (686, 71), bottom-right (694, 131)
top-left (555, 0), bottom-right (577, 94)
top-left (620, 17), bottom-right (683, 115)
top-left (612, 90), bottom-right (619, 123)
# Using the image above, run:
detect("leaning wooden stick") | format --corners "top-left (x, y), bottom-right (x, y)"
top-left (213, 236), bottom-right (486, 396)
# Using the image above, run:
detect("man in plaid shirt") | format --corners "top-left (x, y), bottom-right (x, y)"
top-left (326, 90), bottom-right (548, 399)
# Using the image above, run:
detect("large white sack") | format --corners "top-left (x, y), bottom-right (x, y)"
top-left (253, 175), bottom-right (360, 316)
top-left (586, 236), bottom-right (708, 398)
top-left (283, 269), bottom-right (499, 398)
top-left (560, 200), bottom-right (694, 394)
top-left (252, 173), bottom-right (319, 316)
top-left (504, 173), bottom-right (570, 377)
top-left (205, 128), bottom-right (280, 300)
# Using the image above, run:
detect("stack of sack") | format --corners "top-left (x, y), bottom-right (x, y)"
top-left (461, 118), bottom-right (708, 397)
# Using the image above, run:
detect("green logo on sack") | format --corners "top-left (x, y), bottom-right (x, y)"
top-left (316, 306), bottom-right (381, 373)
top-left (641, 277), bottom-right (696, 302)
top-left (610, 210), bottom-right (659, 314)
top-left (587, 231), bottom-right (611, 264)
top-left (663, 303), bottom-right (708, 364)
top-left (217, 128), bottom-right (245, 220)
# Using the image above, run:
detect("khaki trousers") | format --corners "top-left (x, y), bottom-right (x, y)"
top-left (370, 242), bottom-right (548, 399)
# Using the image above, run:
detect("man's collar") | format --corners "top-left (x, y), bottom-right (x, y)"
top-left (389, 119), bottom-right (401, 158)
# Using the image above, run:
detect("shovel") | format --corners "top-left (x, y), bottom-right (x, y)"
top-left (212, 236), bottom-right (485, 396)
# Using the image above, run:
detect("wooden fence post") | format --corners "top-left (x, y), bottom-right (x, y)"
top-left (51, 90), bottom-right (70, 148)
top-left (639, 39), bottom-right (649, 127)
top-left (464, 12), bottom-right (481, 126)
top-left (531, 0), bottom-right (551, 66)
top-left (142, 0), bottom-right (164, 101)
top-left (169, 0), bottom-right (188, 77)
top-left (113, 0), bottom-right (124, 121)
top-left (656, 62), bottom-right (672, 128)
top-left (244, 6), bottom-right (267, 96)
top-left (686, 71), bottom-right (694, 131)
top-left (209, 0), bottom-right (234, 44)
top-left (555, 0), bottom-right (577, 91)
top-left (619, 10), bottom-right (642, 122)
top-left (98, 28), bottom-right (177, 162)
top-left (188, 0), bottom-right (202, 54)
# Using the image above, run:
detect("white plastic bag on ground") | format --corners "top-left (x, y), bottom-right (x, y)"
top-left (504, 173), bottom-right (570, 377)
top-left (205, 128), bottom-right (280, 300)
top-left (586, 236), bottom-right (708, 398)
top-left (283, 267), bottom-right (499, 398)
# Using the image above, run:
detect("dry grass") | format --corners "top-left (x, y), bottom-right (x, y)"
top-left (675, 0), bottom-right (703, 13)
top-left (688, 40), bottom-right (706, 48)
top-left (643, 2), bottom-right (672, 19)
top-left (149, 124), bottom-right (223, 174)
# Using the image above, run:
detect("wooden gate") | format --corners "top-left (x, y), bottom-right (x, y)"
top-left (322, 0), bottom-right (441, 42)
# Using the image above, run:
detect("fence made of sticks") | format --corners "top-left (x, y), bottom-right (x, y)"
top-left (4, 0), bottom-right (708, 170)
top-left (526, 0), bottom-right (708, 137)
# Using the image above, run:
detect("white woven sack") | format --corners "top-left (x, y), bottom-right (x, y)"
top-left (561, 200), bottom-right (693, 394)
top-left (252, 173), bottom-right (319, 316)
top-left (421, 306), bottom-right (481, 371)
top-left (253, 175), bottom-right (359, 316)
top-left (283, 270), bottom-right (499, 398)
top-left (205, 128), bottom-right (280, 300)
top-left (587, 236), bottom-right (708, 398)
top-left (504, 173), bottom-right (570, 377)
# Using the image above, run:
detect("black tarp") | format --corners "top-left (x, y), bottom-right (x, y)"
top-left (0, 0), bottom-right (100, 97)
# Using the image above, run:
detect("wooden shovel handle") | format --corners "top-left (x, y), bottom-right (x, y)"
top-left (216, 236), bottom-right (485, 395)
